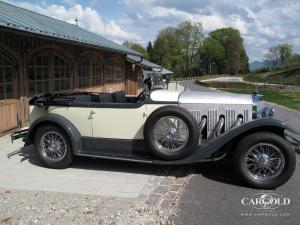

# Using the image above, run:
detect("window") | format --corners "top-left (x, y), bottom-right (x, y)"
top-left (28, 51), bottom-right (72, 96)
top-left (53, 55), bottom-right (72, 91)
top-left (0, 52), bottom-right (15, 100)
top-left (78, 54), bottom-right (103, 88)
top-left (106, 57), bottom-right (124, 83)
top-left (137, 69), bottom-right (144, 90)
top-left (28, 54), bottom-right (50, 96)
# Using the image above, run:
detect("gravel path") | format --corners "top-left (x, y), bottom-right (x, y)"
top-left (0, 187), bottom-right (175, 225)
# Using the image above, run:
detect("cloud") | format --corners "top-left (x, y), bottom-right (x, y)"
top-left (5, 0), bottom-right (300, 61)
top-left (122, 0), bottom-right (300, 61)
top-left (7, 0), bottom-right (142, 44)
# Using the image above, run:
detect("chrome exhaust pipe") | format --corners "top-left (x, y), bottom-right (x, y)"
top-left (208, 116), bottom-right (225, 140)
top-left (231, 116), bottom-right (243, 128)
top-left (198, 117), bottom-right (207, 144)
top-left (216, 116), bottom-right (225, 137)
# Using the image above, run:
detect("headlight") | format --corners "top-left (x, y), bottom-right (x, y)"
top-left (252, 92), bottom-right (263, 115)
top-left (256, 107), bottom-right (275, 118)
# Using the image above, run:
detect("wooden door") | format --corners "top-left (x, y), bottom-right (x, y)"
top-left (0, 51), bottom-right (20, 135)
top-left (0, 99), bottom-right (20, 134)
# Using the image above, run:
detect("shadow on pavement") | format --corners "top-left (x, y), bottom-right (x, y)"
top-left (6, 144), bottom-right (194, 178)
top-left (193, 160), bottom-right (252, 188)
top-left (6, 144), bottom-right (253, 188)
top-left (7, 145), bottom-right (40, 165)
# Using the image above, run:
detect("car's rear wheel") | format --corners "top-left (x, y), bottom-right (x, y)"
top-left (144, 106), bottom-right (199, 160)
top-left (234, 132), bottom-right (296, 189)
top-left (34, 125), bottom-right (72, 169)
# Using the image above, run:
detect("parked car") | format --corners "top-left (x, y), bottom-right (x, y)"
top-left (12, 88), bottom-right (298, 189)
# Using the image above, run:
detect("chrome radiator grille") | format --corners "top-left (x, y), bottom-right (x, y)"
top-left (182, 103), bottom-right (252, 138)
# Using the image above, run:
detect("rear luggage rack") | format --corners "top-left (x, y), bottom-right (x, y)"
top-left (11, 128), bottom-right (29, 143)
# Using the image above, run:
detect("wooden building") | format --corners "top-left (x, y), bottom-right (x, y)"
top-left (0, 1), bottom-right (148, 135)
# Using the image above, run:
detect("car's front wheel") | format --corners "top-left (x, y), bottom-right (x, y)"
top-left (34, 125), bottom-right (72, 169)
top-left (234, 132), bottom-right (296, 189)
top-left (144, 106), bottom-right (199, 160)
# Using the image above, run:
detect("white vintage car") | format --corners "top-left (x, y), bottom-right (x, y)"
top-left (12, 88), bottom-right (298, 189)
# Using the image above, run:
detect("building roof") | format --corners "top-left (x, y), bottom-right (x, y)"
top-left (127, 55), bottom-right (161, 69)
top-left (127, 54), bottom-right (173, 75)
top-left (161, 68), bottom-right (173, 75)
top-left (0, 1), bottom-right (140, 56)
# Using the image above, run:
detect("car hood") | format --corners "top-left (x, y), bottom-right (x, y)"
top-left (179, 91), bottom-right (253, 105)
top-left (150, 90), bottom-right (253, 105)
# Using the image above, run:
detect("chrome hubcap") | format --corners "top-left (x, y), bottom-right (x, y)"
top-left (40, 131), bottom-right (67, 161)
top-left (153, 116), bottom-right (189, 152)
top-left (244, 143), bottom-right (285, 180)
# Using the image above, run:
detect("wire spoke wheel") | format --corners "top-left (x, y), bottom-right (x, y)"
top-left (153, 116), bottom-right (189, 153)
top-left (40, 131), bottom-right (67, 161)
top-left (244, 143), bottom-right (285, 181)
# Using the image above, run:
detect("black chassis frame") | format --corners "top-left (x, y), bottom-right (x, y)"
top-left (19, 112), bottom-right (299, 165)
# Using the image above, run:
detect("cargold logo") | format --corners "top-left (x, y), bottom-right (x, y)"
top-left (241, 193), bottom-right (290, 210)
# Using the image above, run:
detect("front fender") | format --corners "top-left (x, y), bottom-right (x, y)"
top-left (153, 118), bottom-right (299, 165)
top-left (25, 114), bottom-right (82, 155)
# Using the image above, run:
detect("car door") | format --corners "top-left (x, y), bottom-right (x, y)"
top-left (90, 104), bottom-right (147, 140)
top-left (48, 105), bottom-right (93, 137)
top-left (84, 103), bottom-right (147, 154)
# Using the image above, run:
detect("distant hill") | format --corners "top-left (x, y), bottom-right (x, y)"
top-left (249, 60), bottom-right (273, 71)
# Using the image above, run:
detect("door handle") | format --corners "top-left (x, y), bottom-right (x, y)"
top-left (88, 110), bottom-right (95, 120)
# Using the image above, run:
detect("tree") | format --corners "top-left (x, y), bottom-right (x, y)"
top-left (146, 41), bottom-right (153, 59)
top-left (151, 27), bottom-right (183, 75)
top-left (122, 41), bottom-right (130, 48)
top-left (198, 37), bottom-right (225, 74)
top-left (239, 48), bottom-right (250, 74)
top-left (265, 46), bottom-right (281, 67)
top-left (278, 44), bottom-right (293, 65)
top-left (265, 44), bottom-right (294, 66)
top-left (150, 23), bottom-right (250, 76)
top-left (177, 21), bottom-right (204, 76)
top-left (122, 41), bottom-right (148, 58)
top-left (291, 53), bottom-right (300, 64)
top-left (210, 28), bottom-right (248, 74)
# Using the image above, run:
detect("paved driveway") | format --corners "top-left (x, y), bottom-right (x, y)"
top-left (201, 76), bottom-right (244, 83)
top-left (0, 136), bottom-right (162, 198)
top-left (180, 80), bottom-right (219, 92)
top-left (175, 79), bottom-right (300, 225)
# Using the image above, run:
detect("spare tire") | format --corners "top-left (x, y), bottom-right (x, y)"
top-left (144, 106), bottom-right (199, 160)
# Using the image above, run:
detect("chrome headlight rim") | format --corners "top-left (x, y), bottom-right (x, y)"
top-left (256, 106), bottom-right (275, 118)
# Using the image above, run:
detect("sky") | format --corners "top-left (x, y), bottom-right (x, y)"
top-left (5, 0), bottom-right (300, 62)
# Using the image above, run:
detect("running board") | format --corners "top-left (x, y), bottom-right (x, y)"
top-left (77, 150), bottom-right (227, 165)
top-left (77, 152), bottom-right (154, 164)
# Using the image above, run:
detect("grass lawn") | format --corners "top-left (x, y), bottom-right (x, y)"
top-left (243, 70), bottom-right (300, 86)
top-left (243, 74), bottom-right (264, 83)
top-left (222, 88), bottom-right (300, 112)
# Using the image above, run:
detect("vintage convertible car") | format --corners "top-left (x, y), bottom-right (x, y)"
top-left (12, 88), bottom-right (298, 189)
